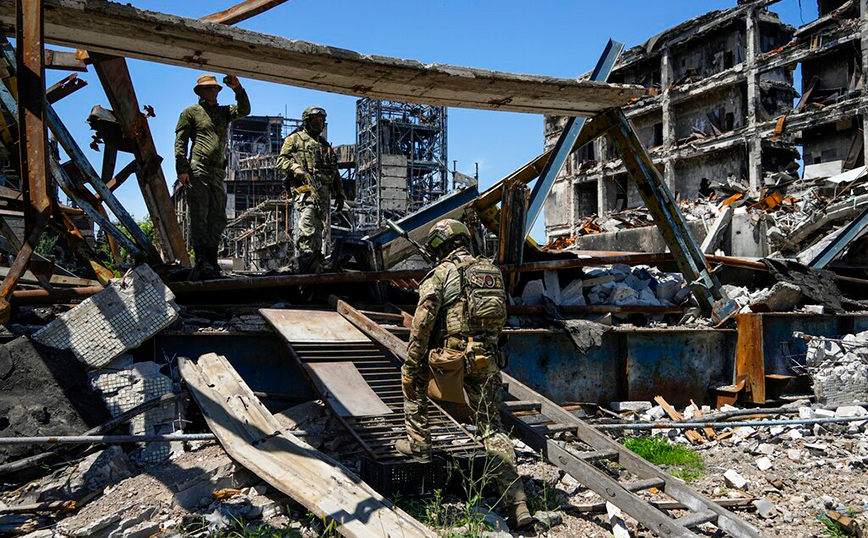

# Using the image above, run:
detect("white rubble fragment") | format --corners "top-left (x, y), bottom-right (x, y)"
top-left (560, 279), bottom-right (586, 306)
top-left (543, 270), bottom-right (561, 305)
top-left (755, 443), bottom-right (776, 455)
top-left (723, 469), bottom-right (748, 489)
top-left (611, 401), bottom-right (653, 413)
top-left (752, 498), bottom-right (777, 519)
top-left (814, 409), bottom-right (836, 418)
top-left (835, 405), bottom-right (868, 417)
top-left (756, 456), bottom-right (773, 471)
top-left (521, 280), bottom-right (544, 306)
top-left (786, 449), bottom-right (802, 462)
top-left (798, 407), bottom-right (814, 419)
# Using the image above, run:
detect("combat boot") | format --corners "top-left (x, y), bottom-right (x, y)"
top-left (508, 501), bottom-right (533, 529)
top-left (204, 245), bottom-right (222, 279)
top-left (395, 438), bottom-right (431, 463)
top-left (188, 247), bottom-right (207, 281)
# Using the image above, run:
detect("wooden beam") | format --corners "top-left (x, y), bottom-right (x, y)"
top-left (0, 0), bottom-right (644, 117)
top-left (201, 0), bottom-right (290, 25)
top-left (179, 353), bottom-right (436, 538)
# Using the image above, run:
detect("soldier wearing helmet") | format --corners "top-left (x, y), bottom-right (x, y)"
top-left (277, 106), bottom-right (345, 273)
top-left (398, 219), bottom-right (531, 528)
top-left (175, 73), bottom-right (250, 280)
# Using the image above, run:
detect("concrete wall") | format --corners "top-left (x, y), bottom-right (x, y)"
top-left (674, 147), bottom-right (747, 197)
top-left (803, 120), bottom-right (860, 165)
top-left (671, 24), bottom-right (746, 80)
top-left (573, 220), bottom-right (707, 252)
top-left (673, 85), bottom-right (746, 140)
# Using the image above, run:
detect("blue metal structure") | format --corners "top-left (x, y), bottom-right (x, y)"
top-left (524, 39), bottom-right (624, 238)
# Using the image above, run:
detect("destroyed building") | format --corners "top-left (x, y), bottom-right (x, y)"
top-left (544, 1), bottom-right (865, 258)
top-left (4, 2), bottom-right (868, 538)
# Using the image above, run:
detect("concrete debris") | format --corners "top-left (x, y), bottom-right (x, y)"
top-left (724, 469), bottom-right (748, 489)
top-left (803, 331), bottom-right (868, 406)
top-left (32, 266), bottom-right (180, 369)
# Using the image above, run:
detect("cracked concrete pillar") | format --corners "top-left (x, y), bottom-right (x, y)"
top-left (661, 48), bottom-right (677, 191)
top-left (746, 8), bottom-right (764, 190)
top-left (596, 136), bottom-right (609, 214)
top-left (862, 0), bottom-right (868, 157)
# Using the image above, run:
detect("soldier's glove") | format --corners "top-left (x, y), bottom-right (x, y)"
top-left (335, 196), bottom-right (345, 212)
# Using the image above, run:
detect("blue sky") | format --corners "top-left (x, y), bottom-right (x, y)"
top-left (46, 0), bottom-right (820, 242)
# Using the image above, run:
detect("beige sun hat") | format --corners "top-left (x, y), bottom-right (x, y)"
top-left (194, 74), bottom-right (223, 94)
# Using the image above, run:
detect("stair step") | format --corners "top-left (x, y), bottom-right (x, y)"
top-left (504, 400), bottom-right (542, 412)
top-left (675, 510), bottom-right (718, 529)
top-left (621, 477), bottom-right (666, 492)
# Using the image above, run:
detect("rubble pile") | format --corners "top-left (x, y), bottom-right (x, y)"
top-left (802, 330), bottom-right (868, 407)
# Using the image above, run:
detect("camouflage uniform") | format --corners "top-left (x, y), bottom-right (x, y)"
top-left (174, 86), bottom-right (250, 254)
top-left (277, 126), bottom-right (344, 259)
top-left (402, 246), bottom-right (527, 507)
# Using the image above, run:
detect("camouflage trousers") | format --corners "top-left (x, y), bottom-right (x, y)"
top-left (293, 187), bottom-right (329, 256)
top-left (402, 350), bottom-right (527, 506)
top-left (186, 161), bottom-right (227, 251)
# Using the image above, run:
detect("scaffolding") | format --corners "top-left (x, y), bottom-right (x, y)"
top-left (355, 99), bottom-right (448, 230)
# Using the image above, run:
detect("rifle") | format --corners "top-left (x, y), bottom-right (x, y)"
top-left (386, 220), bottom-right (436, 265)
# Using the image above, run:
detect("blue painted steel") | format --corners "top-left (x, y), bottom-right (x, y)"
top-left (365, 185), bottom-right (479, 245)
top-left (759, 313), bottom-right (868, 376)
top-left (502, 328), bottom-right (734, 407)
top-left (808, 205), bottom-right (868, 269)
top-left (0, 81), bottom-right (143, 256)
top-left (524, 39), bottom-right (624, 238)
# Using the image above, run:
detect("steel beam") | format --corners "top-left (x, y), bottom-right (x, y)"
top-left (0, 0), bottom-right (51, 322)
top-left (808, 205), bottom-right (868, 269)
top-left (89, 53), bottom-right (191, 266)
top-left (45, 73), bottom-right (87, 103)
top-left (605, 108), bottom-right (735, 322)
top-left (524, 39), bottom-right (624, 238)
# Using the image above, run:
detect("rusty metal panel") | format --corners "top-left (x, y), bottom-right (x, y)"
top-left (307, 362), bottom-right (393, 417)
top-left (735, 313), bottom-right (766, 404)
top-left (260, 309), bottom-right (369, 343)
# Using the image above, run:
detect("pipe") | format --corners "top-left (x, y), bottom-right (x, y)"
top-left (595, 415), bottom-right (868, 430)
top-left (9, 285), bottom-right (103, 304)
top-left (0, 430), bottom-right (342, 444)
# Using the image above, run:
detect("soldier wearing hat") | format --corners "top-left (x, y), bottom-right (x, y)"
top-left (175, 73), bottom-right (250, 279)
top-left (277, 106), bottom-right (345, 273)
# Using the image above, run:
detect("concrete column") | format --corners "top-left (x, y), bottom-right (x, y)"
top-left (661, 48), bottom-right (677, 190)
top-left (861, 0), bottom-right (868, 158)
top-left (746, 9), bottom-right (764, 190)
top-left (595, 137), bottom-right (609, 214)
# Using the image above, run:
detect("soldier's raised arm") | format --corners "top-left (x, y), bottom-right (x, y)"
top-left (225, 75), bottom-right (250, 120)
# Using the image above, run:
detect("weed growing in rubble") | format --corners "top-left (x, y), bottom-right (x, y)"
top-left (180, 516), bottom-right (301, 538)
top-left (622, 435), bottom-right (705, 482)
top-left (817, 514), bottom-right (850, 538)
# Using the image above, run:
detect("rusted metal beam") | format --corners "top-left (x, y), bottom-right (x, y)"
top-left (44, 48), bottom-right (86, 71)
top-left (201, 0), bottom-right (290, 25)
top-left (9, 285), bottom-right (102, 304)
top-left (0, 0), bottom-right (52, 323)
top-left (103, 158), bottom-right (138, 193)
top-left (45, 72), bottom-right (86, 103)
top-left (88, 53), bottom-right (190, 267)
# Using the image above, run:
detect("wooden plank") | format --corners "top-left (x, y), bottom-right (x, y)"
top-left (306, 362), bottom-right (393, 417)
top-left (201, 0), bottom-right (290, 25)
top-left (178, 353), bottom-right (435, 538)
top-left (654, 396), bottom-right (705, 445)
top-left (0, 0), bottom-right (645, 117)
top-left (260, 309), bottom-right (369, 343)
top-left (735, 313), bottom-right (766, 404)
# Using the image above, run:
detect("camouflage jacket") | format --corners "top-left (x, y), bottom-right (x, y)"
top-left (174, 87), bottom-right (250, 174)
top-left (277, 128), bottom-right (344, 200)
top-left (407, 247), bottom-right (480, 365)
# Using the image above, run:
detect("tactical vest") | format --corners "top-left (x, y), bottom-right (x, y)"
top-left (285, 130), bottom-right (338, 190)
top-left (441, 255), bottom-right (508, 340)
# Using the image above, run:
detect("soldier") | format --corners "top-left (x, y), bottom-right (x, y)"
top-left (277, 106), bottom-right (345, 273)
top-left (397, 219), bottom-right (532, 529)
top-left (175, 73), bottom-right (250, 279)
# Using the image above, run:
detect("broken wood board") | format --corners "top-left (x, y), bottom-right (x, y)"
top-left (178, 353), bottom-right (435, 538)
top-left (0, 0), bottom-right (644, 117)
top-left (259, 309), bottom-right (369, 343)
top-left (307, 362), bottom-right (393, 417)
top-left (653, 396), bottom-right (704, 445)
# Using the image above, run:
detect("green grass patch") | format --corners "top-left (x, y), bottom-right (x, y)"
top-left (622, 436), bottom-right (705, 482)
top-left (817, 514), bottom-right (850, 538)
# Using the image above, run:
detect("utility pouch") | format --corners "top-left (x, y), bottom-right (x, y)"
top-left (427, 347), bottom-right (466, 404)
top-left (465, 338), bottom-right (494, 375)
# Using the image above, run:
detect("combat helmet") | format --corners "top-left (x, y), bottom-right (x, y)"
top-left (426, 219), bottom-right (470, 258)
top-left (302, 106), bottom-right (327, 121)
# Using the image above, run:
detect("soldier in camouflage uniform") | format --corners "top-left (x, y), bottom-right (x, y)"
top-left (277, 106), bottom-right (345, 273)
top-left (397, 219), bottom-right (532, 529)
top-left (175, 73), bottom-right (250, 279)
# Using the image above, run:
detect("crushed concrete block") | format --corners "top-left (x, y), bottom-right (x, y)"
top-left (750, 282), bottom-right (803, 312)
top-left (756, 457), bottom-right (773, 471)
top-left (534, 511), bottom-right (563, 527)
top-left (637, 287), bottom-right (661, 306)
top-left (786, 449), bottom-right (803, 462)
top-left (835, 405), bottom-right (868, 417)
top-left (560, 279), bottom-right (586, 306)
top-left (543, 271), bottom-right (561, 305)
top-left (611, 401), bottom-right (652, 413)
top-left (752, 498), bottom-right (777, 519)
top-left (799, 407), bottom-right (814, 419)
top-left (673, 286), bottom-right (693, 305)
top-left (609, 284), bottom-right (639, 306)
top-left (641, 405), bottom-right (666, 421)
top-left (521, 280), bottom-right (544, 306)
top-left (724, 469), bottom-right (748, 489)
top-left (814, 408), bottom-right (836, 418)
top-left (655, 278), bottom-right (682, 302)
top-left (33, 265), bottom-right (180, 369)
top-left (755, 443), bottom-right (776, 455)
top-left (804, 305), bottom-right (826, 314)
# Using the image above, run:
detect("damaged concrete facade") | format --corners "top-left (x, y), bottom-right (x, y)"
top-left (544, 1), bottom-right (867, 254)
